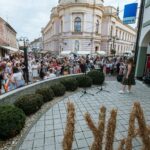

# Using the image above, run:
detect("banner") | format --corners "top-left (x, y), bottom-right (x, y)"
top-left (123, 3), bottom-right (138, 24)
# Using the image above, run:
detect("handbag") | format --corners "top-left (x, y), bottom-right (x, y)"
top-left (117, 74), bottom-right (123, 82)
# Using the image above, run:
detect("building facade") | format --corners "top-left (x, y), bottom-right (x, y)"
top-left (135, 0), bottom-right (150, 79)
top-left (101, 6), bottom-right (136, 56)
top-left (30, 37), bottom-right (43, 52)
top-left (42, 0), bottom-right (136, 56)
top-left (0, 17), bottom-right (17, 57)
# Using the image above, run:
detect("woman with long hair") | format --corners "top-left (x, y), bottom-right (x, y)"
top-left (119, 57), bottom-right (135, 94)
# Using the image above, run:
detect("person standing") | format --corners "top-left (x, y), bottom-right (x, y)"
top-left (28, 60), bottom-right (33, 83)
top-left (11, 67), bottom-right (25, 89)
top-left (79, 59), bottom-right (86, 73)
top-left (0, 68), bottom-right (4, 94)
top-left (49, 69), bottom-right (56, 78)
top-left (32, 61), bottom-right (39, 82)
top-left (119, 57), bottom-right (135, 94)
top-left (39, 61), bottom-right (45, 80)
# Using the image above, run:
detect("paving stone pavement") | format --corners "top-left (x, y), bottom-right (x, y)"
top-left (18, 81), bottom-right (150, 150)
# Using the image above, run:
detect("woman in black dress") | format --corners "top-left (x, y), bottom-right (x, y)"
top-left (119, 57), bottom-right (135, 94)
top-left (39, 61), bottom-right (45, 80)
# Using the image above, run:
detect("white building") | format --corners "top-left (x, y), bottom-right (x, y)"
top-left (30, 37), bottom-right (43, 52)
top-left (101, 6), bottom-right (136, 56)
top-left (42, 0), bottom-right (137, 56)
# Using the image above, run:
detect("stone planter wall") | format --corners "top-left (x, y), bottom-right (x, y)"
top-left (0, 74), bottom-right (82, 104)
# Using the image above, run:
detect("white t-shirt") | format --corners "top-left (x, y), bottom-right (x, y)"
top-left (49, 73), bottom-right (56, 78)
top-left (32, 64), bottom-right (38, 69)
top-left (12, 72), bottom-right (23, 81)
top-left (106, 64), bottom-right (110, 68)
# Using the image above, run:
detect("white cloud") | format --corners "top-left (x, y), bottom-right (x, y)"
top-left (0, 0), bottom-right (140, 41)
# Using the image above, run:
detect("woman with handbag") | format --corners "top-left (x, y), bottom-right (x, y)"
top-left (119, 57), bottom-right (135, 94)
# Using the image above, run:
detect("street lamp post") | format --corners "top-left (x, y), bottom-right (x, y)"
top-left (134, 0), bottom-right (146, 65)
top-left (18, 37), bottom-right (29, 84)
top-left (109, 36), bottom-right (119, 56)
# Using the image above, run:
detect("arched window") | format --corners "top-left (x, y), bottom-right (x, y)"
top-left (74, 17), bottom-right (81, 32)
top-left (96, 20), bottom-right (99, 33)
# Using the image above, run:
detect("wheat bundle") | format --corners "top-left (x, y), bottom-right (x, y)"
top-left (125, 104), bottom-right (136, 150)
top-left (134, 102), bottom-right (150, 150)
top-left (105, 109), bottom-right (117, 150)
top-left (62, 102), bottom-right (75, 150)
top-left (84, 106), bottom-right (106, 150)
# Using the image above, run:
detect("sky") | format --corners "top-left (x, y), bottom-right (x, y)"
top-left (0, 0), bottom-right (140, 42)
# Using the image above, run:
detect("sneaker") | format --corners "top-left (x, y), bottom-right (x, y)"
top-left (127, 90), bottom-right (131, 93)
top-left (119, 90), bottom-right (125, 94)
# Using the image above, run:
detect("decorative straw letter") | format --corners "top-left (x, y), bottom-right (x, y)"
top-left (62, 102), bottom-right (75, 150)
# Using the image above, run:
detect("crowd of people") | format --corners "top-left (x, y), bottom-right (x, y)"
top-left (0, 52), bottom-right (129, 94)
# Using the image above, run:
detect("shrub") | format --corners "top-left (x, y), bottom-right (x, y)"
top-left (0, 105), bottom-right (26, 140)
top-left (50, 82), bottom-right (66, 96)
top-left (36, 87), bottom-right (54, 102)
top-left (88, 70), bottom-right (105, 85)
top-left (76, 75), bottom-right (92, 87)
top-left (61, 78), bottom-right (78, 91)
top-left (15, 94), bottom-right (43, 116)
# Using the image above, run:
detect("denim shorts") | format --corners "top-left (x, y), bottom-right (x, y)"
top-left (16, 80), bottom-right (25, 88)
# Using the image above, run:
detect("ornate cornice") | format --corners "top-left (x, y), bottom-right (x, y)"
top-left (57, 3), bottom-right (104, 12)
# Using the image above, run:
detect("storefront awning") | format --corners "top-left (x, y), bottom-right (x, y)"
top-left (39, 50), bottom-right (49, 54)
top-left (0, 45), bottom-right (19, 52)
top-left (77, 51), bottom-right (90, 55)
top-left (96, 51), bottom-right (106, 56)
top-left (60, 51), bottom-right (71, 55)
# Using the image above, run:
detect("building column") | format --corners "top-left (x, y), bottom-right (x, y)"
top-left (135, 46), bottom-right (147, 78)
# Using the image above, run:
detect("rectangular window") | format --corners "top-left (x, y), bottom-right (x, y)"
top-left (110, 26), bottom-right (113, 36)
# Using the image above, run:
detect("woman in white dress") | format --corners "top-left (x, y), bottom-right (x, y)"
top-left (32, 61), bottom-right (39, 82)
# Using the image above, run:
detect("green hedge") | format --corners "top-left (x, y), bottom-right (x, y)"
top-left (36, 87), bottom-right (54, 102)
top-left (15, 94), bottom-right (43, 116)
top-left (87, 70), bottom-right (105, 85)
top-left (61, 78), bottom-right (78, 91)
top-left (50, 82), bottom-right (66, 96)
top-left (76, 75), bottom-right (92, 87)
top-left (0, 105), bottom-right (26, 140)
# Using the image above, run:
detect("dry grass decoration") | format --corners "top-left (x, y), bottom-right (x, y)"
top-left (119, 102), bottom-right (150, 150)
top-left (62, 102), bottom-right (75, 150)
top-left (85, 106), bottom-right (107, 150)
top-left (62, 102), bottom-right (150, 150)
